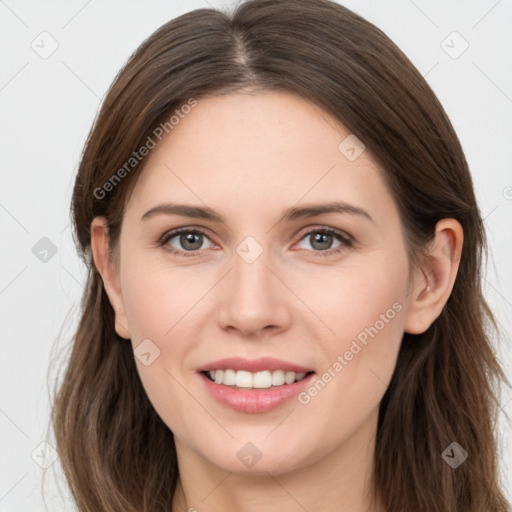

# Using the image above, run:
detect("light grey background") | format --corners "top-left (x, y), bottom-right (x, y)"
top-left (1, 0), bottom-right (511, 510)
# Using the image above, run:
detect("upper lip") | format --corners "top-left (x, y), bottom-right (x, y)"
top-left (198, 357), bottom-right (313, 373)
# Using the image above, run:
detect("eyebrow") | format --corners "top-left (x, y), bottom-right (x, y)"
top-left (141, 201), bottom-right (374, 225)
top-left (141, 201), bottom-right (375, 224)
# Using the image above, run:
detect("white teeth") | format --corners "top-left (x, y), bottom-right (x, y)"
top-left (223, 369), bottom-right (236, 386)
top-left (271, 370), bottom-right (285, 386)
top-left (207, 369), bottom-right (309, 388)
top-left (214, 369), bottom-right (224, 384)
top-left (253, 371), bottom-right (272, 389)
top-left (235, 370), bottom-right (253, 388)
top-left (284, 371), bottom-right (296, 384)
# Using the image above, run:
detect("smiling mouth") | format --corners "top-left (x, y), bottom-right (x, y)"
top-left (202, 369), bottom-right (315, 389)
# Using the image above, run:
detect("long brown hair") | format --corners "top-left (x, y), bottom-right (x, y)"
top-left (50, 0), bottom-right (510, 510)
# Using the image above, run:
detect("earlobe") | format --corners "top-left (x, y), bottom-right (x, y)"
top-left (404, 218), bottom-right (463, 335)
top-left (90, 217), bottom-right (131, 339)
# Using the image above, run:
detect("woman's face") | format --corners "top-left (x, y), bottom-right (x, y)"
top-left (103, 91), bottom-right (419, 475)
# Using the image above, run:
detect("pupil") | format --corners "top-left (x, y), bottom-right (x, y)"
top-left (312, 232), bottom-right (331, 250)
top-left (182, 233), bottom-right (201, 250)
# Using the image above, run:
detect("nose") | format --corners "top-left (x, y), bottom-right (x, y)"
top-left (215, 249), bottom-right (292, 339)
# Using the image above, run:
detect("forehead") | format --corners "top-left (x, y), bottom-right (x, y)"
top-left (148, 91), bottom-right (350, 170)
top-left (124, 91), bottom-right (398, 226)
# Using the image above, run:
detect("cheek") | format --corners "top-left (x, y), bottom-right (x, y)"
top-left (311, 286), bottom-right (405, 402)
top-left (330, 271), bottom-right (405, 360)
top-left (291, 252), bottom-right (407, 351)
top-left (119, 253), bottom-right (217, 384)
top-left (120, 250), bottom-right (210, 342)
top-left (290, 250), bottom-right (406, 377)
top-left (119, 263), bottom-right (209, 433)
top-left (291, 257), bottom-right (407, 437)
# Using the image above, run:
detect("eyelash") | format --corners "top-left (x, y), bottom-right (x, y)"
top-left (157, 226), bottom-right (354, 259)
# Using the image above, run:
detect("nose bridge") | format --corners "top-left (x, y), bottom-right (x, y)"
top-left (215, 235), bottom-right (291, 336)
top-left (230, 237), bottom-right (278, 304)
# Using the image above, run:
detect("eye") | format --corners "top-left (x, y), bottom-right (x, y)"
top-left (158, 226), bottom-right (353, 259)
top-left (159, 228), bottom-right (215, 257)
top-left (294, 227), bottom-right (353, 257)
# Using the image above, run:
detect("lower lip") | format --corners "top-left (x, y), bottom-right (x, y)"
top-left (199, 372), bottom-right (316, 413)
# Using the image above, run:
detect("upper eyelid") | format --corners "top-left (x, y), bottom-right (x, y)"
top-left (160, 226), bottom-right (215, 244)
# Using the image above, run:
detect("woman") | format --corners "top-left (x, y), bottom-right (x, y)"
top-left (51, 0), bottom-right (510, 510)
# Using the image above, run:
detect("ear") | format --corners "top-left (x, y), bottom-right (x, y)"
top-left (404, 218), bottom-right (464, 335)
top-left (90, 216), bottom-right (131, 339)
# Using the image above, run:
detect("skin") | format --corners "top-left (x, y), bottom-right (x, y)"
top-left (91, 90), bottom-right (463, 512)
